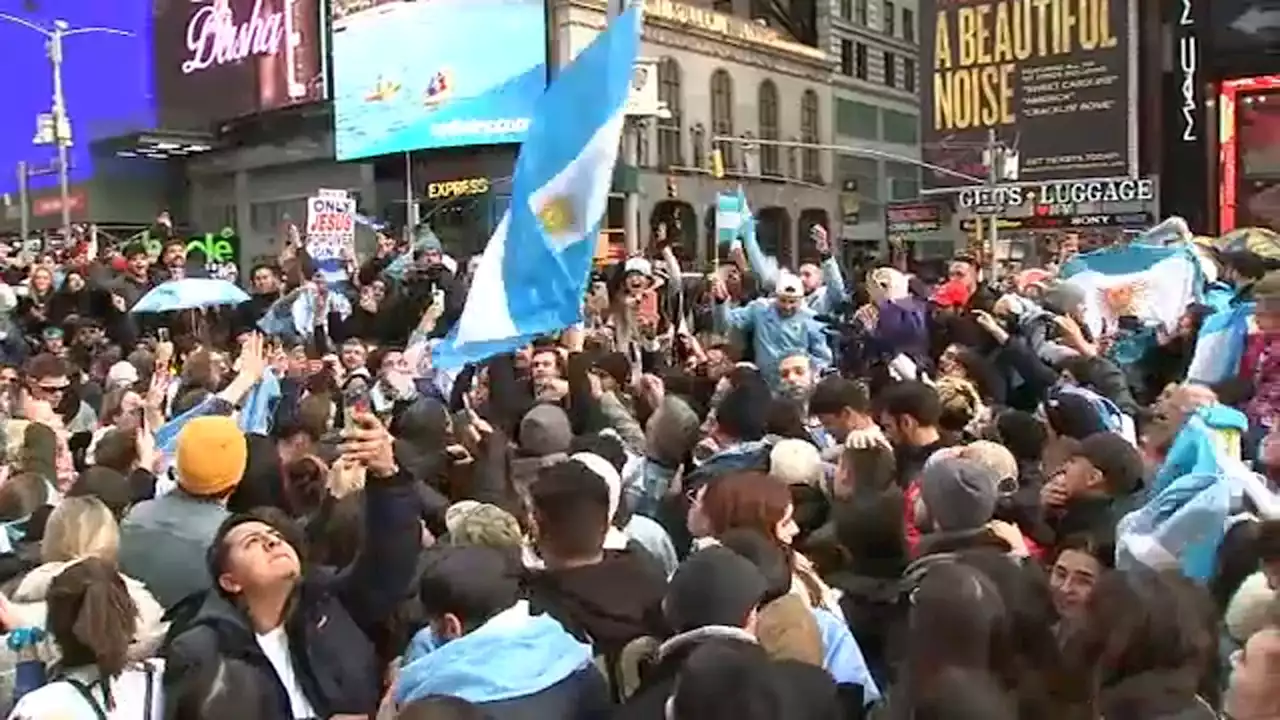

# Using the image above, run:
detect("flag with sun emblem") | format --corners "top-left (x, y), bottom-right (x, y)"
top-left (1060, 241), bottom-right (1202, 339)
top-left (431, 3), bottom-right (642, 368)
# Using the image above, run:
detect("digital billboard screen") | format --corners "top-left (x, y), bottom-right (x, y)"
top-left (919, 0), bottom-right (1135, 189)
top-left (0, 0), bottom-right (154, 197)
top-left (151, 0), bottom-right (327, 129)
top-left (1218, 76), bottom-right (1280, 233)
top-left (331, 0), bottom-right (547, 161)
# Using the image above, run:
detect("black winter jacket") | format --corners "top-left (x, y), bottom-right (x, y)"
top-left (163, 468), bottom-right (423, 717)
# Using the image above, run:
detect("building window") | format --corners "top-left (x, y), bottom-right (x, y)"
top-left (884, 52), bottom-right (895, 88)
top-left (855, 43), bottom-right (868, 79)
top-left (758, 80), bottom-right (780, 177)
top-left (903, 7), bottom-right (915, 41)
top-left (208, 203), bottom-right (238, 231)
top-left (710, 69), bottom-right (735, 170)
top-left (801, 90), bottom-right (821, 183)
top-left (838, 155), bottom-right (881, 221)
top-left (250, 198), bottom-right (306, 233)
top-left (882, 109), bottom-right (919, 145)
top-left (840, 0), bottom-right (852, 19)
top-left (656, 57), bottom-right (683, 168)
top-left (886, 162), bottom-right (921, 201)
top-left (835, 98), bottom-right (879, 140)
top-left (713, 0), bottom-right (733, 10)
top-left (883, 1), bottom-right (895, 35)
top-left (855, 0), bottom-right (867, 25)
top-left (839, 39), bottom-right (854, 75)
top-left (903, 57), bottom-right (916, 92)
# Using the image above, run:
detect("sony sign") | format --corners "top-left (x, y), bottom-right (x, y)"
top-left (1179, 0), bottom-right (1198, 142)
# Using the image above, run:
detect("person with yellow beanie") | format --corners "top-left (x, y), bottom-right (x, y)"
top-left (118, 416), bottom-right (248, 609)
top-left (174, 416), bottom-right (249, 498)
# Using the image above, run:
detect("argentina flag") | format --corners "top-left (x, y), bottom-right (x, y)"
top-left (1186, 301), bottom-right (1254, 387)
top-left (432, 4), bottom-right (642, 370)
top-left (1060, 242), bottom-right (1202, 339)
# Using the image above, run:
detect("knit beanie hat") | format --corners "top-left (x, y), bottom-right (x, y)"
top-left (1041, 281), bottom-right (1087, 316)
top-left (769, 439), bottom-right (824, 488)
top-left (445, 501), bottom-right (523, 550)
top-left (176, 416), bottom-right (248, 497)
top-left (413, 224), bottom-right (443, 253)
top-left (518, 404), bottom-right (572, 457)
top-left (1225, 572), bottom-right (1276, 643)
top-left (918, 456), bottom-right (1000, 532)
top-left (665, 546), bottom-right (768, 633)
top-left (67, 467), bottom-right (133, 520)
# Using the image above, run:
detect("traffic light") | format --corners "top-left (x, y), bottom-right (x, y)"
top-left (711, 149), bottom-right (725, 179)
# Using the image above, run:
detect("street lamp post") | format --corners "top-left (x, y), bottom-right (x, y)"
top-left (49, 20), bottom-right (73, 241)
top-left (0, 13), bottom-right (132, 241)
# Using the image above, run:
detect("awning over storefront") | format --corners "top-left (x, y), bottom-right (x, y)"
top-left (91, 129), bottom-right (219, 160)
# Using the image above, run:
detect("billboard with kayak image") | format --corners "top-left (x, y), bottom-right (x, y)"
top-left (331, 0), bottom-right (547, 160)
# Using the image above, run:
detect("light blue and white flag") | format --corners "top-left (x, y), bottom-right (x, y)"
top-left (714, 189), bottom-right (750, 246)
top-left (1186, 301), bottom-right (1254, 386)
top-left (239, 370), bottom-right (282, 436)
top-left (1116, 405), bottom-right (1279, 583)
top-left (1060, 243), bottom-right (1202, 339)
top-left (715, 186), bottom-right (785, 288)
top-left (432, 3), bottom-right (642, 370)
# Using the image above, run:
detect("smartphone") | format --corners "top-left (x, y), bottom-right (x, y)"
top-left (157, 328), bottom-right (170, 343)
top-left (342, 381), bottom-right (372, 428)
top-left (432, 288), bottom-right (446, 307)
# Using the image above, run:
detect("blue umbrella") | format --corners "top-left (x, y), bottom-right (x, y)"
top-left (130, 278), bottom-right (250, 314)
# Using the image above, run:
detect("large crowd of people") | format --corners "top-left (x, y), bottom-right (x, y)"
top-left (0, 215), bottom-right (1276, 720)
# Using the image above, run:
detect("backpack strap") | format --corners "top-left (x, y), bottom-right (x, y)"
top-left (61, 676), bottom-right (109, 720)
top-left (142, 660), bottom-right (157, 720)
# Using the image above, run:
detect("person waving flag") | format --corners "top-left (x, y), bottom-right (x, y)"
top-left (432, 2), bottom-right (643, 369)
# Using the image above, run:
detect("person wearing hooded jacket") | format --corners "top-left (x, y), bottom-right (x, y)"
top-left (523, 458), bottom-right (669, 672)
top-left (615, 546), bottom-right (858, 720)
top-left (394, 545), bottom-right (610, 720)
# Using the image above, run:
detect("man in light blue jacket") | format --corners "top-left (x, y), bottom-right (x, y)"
top-left (742, 224), bottom-right (847, 315)
top-left (712, 271), bottom-right (833, 388)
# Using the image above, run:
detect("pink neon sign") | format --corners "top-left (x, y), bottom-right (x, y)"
top-left (182, 0), bottom-right (296, 76)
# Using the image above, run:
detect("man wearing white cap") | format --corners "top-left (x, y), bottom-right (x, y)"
top-left (711, 269), bottom-right (832, 388)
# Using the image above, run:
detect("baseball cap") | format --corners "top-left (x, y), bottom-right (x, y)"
top-left (775, 271), bottom-right (804, 299)
top-left (624, 257), bottom-right (653, 277)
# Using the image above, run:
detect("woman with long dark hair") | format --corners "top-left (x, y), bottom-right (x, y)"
top-left (6, 557), bottom-right (163, 719)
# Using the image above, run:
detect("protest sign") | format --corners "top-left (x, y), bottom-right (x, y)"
top-left (306, 189), bottom-right (356, 283)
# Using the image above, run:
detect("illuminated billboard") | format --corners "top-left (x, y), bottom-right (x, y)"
top-left (331, 0), bottom-right (547, 160)
top-left (151, 0), bottom-right (327, 128)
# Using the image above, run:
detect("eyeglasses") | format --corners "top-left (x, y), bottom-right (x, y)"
top-left (35, 383), bottom-right (69, 395)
